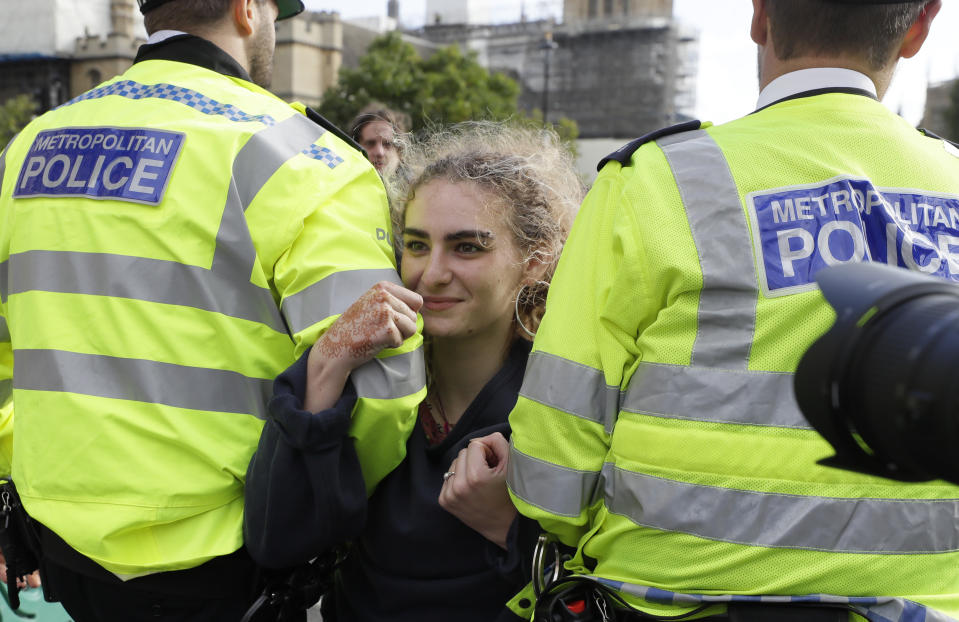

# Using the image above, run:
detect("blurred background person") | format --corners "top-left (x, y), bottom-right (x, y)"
top-left (350, 103), bottom-right (410, 178)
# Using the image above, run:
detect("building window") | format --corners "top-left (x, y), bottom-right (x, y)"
top-left (588, 0), bottom-right (597, 18)
top-left (604, 0), bottom-right (613, 16)
top-left (623, 0), bottom-right (630, 15)
top-left (88, 68), bottom-right (102, 89)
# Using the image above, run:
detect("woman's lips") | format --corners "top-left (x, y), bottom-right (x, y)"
top-left (422, 297), bottom-right (460, 311)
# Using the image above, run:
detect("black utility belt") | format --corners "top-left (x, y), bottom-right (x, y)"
top-left (534, 576), bottom-right (849, 622)
top-left (531, 536), bottom-right (849, 622)
top-left (35, 521), bottom-right (259, 599)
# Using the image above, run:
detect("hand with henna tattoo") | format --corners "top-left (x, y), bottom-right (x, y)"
top-left (304, 281), bottom-right (422, 413)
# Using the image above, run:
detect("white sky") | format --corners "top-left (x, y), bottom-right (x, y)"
top-left (313, 0), bottom-right (959, 126)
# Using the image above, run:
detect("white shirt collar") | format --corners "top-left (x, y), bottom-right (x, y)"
top-left (147, 30), bottom-right (188, 45)
top-left (755, 68), bottom-right (877, 110)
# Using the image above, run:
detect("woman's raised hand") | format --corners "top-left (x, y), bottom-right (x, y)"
top-left (305, 281), bottom-right (422, 413)
top-left (439, 432), bottom-right (517, 550)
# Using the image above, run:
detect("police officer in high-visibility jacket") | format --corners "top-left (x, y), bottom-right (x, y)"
top-left (0, 0), bottom-right (425, 618)
top-left (508, 1), bottom-right (959, 620)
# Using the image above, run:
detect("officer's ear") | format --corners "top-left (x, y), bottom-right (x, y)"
top-left (232, 0), bottom-right (258, 36)
top-left (750, 0), bottom-right (768, 47)
top-left (897, 0), bottom-right (941, 60)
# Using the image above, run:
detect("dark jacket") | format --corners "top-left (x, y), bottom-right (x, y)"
top-left (244, 339), bottom-right (538, 621)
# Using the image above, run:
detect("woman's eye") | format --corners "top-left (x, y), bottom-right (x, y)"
top-left (404, 240), bottom-right (427, 252)
top-left (456, 242), bottom-right (483, 254)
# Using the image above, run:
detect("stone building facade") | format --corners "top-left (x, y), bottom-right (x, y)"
top-left (71, 1), bottom-right (143, 99)
top-left (0, 0), bottom-right (343, 113)
top-left (273, 12), bottom-right (342, 106)
top-left (563, 0), bottom-right (672, 23)
top-left (414, 0), bottom-right (697, 139)
top-left (920, 79), bottom-right (956, 141)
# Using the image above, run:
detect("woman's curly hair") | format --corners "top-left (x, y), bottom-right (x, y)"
top-left (390, 121), bottom-right (584, 338)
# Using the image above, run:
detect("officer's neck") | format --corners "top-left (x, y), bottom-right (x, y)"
top-left (757, 47), bottom-right (895, 100)
top-left (184, 27), bottom-right (254, 81)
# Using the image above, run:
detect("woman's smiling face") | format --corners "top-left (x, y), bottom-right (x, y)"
top-left (401, 179), bottom-right (527, 342)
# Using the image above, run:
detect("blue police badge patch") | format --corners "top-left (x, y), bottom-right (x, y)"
top-left (13, 127), bottom-right (185, 205)
top-left (747, 175), bottom-right (959, 297)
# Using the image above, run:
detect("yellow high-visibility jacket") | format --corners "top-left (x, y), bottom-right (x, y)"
top-left (509, 88), bottom-right (959, 620)
top-left (0, 39), bottom-right (424, 577)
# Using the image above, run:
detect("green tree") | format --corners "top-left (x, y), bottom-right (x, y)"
top-left (321, 32), bottom-right (520, 130)
top-left (320, 32), bottom-right (577, 145)
top-left (520, 108), bottom-right (580, 158)
top-left (319, 32), bottom-right (425, 130)
top-left (416, 44), bottom-right (519, 125)
top-left (0, 95), bottom-right (36, 152)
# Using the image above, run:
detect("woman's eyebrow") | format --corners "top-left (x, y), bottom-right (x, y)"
top-left (402, 228), bottom-right (495, 243)
top-left (446, 230), bottom-right (494, 242)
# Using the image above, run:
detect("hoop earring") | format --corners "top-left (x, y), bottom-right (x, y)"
top-left (514, 281), bottom-right (549, 339)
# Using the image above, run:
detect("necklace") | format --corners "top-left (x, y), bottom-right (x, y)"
top-left (427, 388), bottom-right (452, 433)
top-left (421, 388), bottom-right (453, 446)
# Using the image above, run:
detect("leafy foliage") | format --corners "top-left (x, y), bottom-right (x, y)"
top-left (520, 108), bottom-right (580, 158)
top-left (319, 32), bottom-right (425, 130)
top-left (319, 32), bottom-right (578, 149)
top-left (321, 32), bottom-right (520, 130)
top-left (0, 95), bottom-right (36, 153)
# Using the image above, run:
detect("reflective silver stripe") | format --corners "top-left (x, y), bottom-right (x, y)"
top-left (0, 145), bottom-right (6, 305)
top-left (0, 316), bottom-right (8, 343)
top-left (4, 114), bottom-right (328, 333)
top-left (8, 250), bottom-right (287, 331)
top-left (507, 442), bottom-right (602, 517)
top-left (658, 130), bottom-right (757, 370)
top-left (209, 114), bottom-right (326, 334)
top-left (622, 361), bottom-right (809, 429)
top-left (14, 349), bottom-right (271, 418)
top-left (0, 260), bottom-right (6, 304)
top-left (211, 113), bottom-right (325, 275)
top-left (234, 114), bottom-right (325, 212)
top-left (0, 379), bottom-right (10, 404)
top-left (519, 350), bottom-right (620, 433)
top-left (351, 348), bottom-right (425, 400)
top-left (602, 463), bottom-right (959, 553)
top-left (281, 269), bottom-right (402, 336)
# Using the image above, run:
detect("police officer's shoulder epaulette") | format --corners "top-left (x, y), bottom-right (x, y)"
top-left (303, 106), bottom-right (364, 155)
top-left (597, 119), bottom-right (703, 172)
top-left (918, 127), bottom-right (959, 156)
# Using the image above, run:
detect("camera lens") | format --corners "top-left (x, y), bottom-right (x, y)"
top-left (840, 294), bottom-right (959, 483)
top-left (796, 262), bottom-right (959, 485)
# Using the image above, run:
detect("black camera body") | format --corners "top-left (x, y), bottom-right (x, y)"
top-left (795, 262), bottom-right (959, 485)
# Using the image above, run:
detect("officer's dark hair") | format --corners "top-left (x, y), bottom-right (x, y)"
top-left (144, 0), bottom-right (270, 35)
top-left (767, 0), bottom-right (925, 70)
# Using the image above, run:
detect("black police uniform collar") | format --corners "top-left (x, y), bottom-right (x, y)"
top-left (754, 86), bottom-right (878, 114)
top-left (134, 33), bottom-right (253, 83)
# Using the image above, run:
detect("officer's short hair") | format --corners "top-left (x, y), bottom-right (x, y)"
top-left (767, 0), bottom-right (925, 70)
top-left (144, 0), bottom-right (270, 34)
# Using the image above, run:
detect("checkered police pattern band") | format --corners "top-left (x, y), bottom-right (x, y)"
top-left (591, 577), bottom-right (951, 622)
top-left (62, 80), bottom-right (278, 126)
top-left (301, 144), bottom-right (344, 169)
